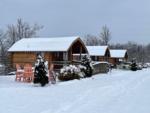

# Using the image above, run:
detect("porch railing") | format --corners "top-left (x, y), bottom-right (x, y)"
top-left (49, 60), bottom-right (81, 72)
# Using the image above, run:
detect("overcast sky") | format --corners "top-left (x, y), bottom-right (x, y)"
top-left (0, 0), bottom-right (150, 44)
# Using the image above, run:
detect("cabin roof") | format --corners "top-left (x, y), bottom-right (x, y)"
top-left (8, 36), bottom-right (83, 52)
top-left (86, 46), bottom-right (109, 56)
top-left (110, 49), bottom-right (127, 58)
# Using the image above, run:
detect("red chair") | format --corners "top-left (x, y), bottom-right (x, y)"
top-left (23, 64), bottom-right (34, 82)
top-left (49, 64), bottom-right (56, 84)
top-left (15, 64), bottom-right (24, 81)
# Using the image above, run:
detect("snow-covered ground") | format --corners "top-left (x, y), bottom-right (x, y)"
top-left (1, 69), bottom-right (150, 113)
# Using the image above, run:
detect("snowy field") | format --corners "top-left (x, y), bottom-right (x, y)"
top-left (1, 69), bottom-right (150, 113)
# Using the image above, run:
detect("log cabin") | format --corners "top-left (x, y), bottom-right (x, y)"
top-left (109, 49), bottom-right (128, 66)
top-left (8, 36), bottom-right (88, 70)
top-left (86, 46), bottom-right (110, 62)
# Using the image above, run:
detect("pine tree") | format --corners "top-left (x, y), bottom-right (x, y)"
top-left (33, 55), bottom-right (49, 86)
top-left (130, 59), bottom-right (137, 71)
top-left (81, 55), bottom-right (93, 77)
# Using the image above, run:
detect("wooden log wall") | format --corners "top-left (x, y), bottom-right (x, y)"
top-left (11, 52), bottom-right (36, 67)
top-left (44, 52), bottom-right (52, 68)
top-left (109, 58), bottom-right (116, 65)
top-left (99, 57), bottom-right (105, 61)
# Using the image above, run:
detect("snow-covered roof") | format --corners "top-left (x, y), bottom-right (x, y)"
top-left (8, 36), bottom-right (82, 52)
top-left (110, 50), bottom-right (127, 58)
top-left (86, 46), bottom-right (109, 56)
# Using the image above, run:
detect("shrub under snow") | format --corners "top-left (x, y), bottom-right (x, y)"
top-left (58, 55), bottom-right (94, 81)
top-left (58, 65), bottom-right (84, 81)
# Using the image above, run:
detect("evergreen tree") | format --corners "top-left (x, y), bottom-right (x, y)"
top-left (81, 55), bottom-right (93, 77)
top-left (130, 59), bottom-right (137, 71)
top-left (33, 55), bottom-right (49, 86)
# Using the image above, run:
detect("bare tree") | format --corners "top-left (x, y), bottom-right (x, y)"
top-left (7, 18), bottom-right (43, 45)
top-left (100, 25), bottom-right (111, 45)
top-left (83, 34), bottom-right (102, 46)
top-left (109, 41), bottom-right (150, 63)
top-left (7, 24), bottom-right (17, 45)
top-left (0, 19), bottom-right (43, 73)
top-left (145, 44), bottom-right (150, 61)
top-left (0, 30), bottom-right (8, 65)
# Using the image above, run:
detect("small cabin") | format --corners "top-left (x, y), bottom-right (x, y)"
top-left (8, 36), bottom-right (88, 70)
top-left (86, 46), bottom-right (110, 62)
top-left (109, 49), bottom-right (128, 66)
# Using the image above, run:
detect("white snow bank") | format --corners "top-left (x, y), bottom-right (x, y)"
top-left (0, 69), bottom-right (150, 113)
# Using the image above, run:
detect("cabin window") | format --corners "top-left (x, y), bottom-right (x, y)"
top-left (53, 52), bottom-right (60, 58)
top-left (91, 56), bottom-right (94, 61)
top-left (63, 52), bottom-right (68, 61)
top-left (91, 56), bottom-right (98, 61)
top-left (72, 46), bottom-right (80, 53)
top-left (56, 52), bottom-right (59, 57)
top-left (53, 52), bottom-right (63, 61)
top-left (96, 56), bottom-right (99, 61)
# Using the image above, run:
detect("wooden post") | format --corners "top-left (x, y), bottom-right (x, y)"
top-left (63, 52), bottom-right (68, 65)
top-left (80, 46), bottom-right (83, 60)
